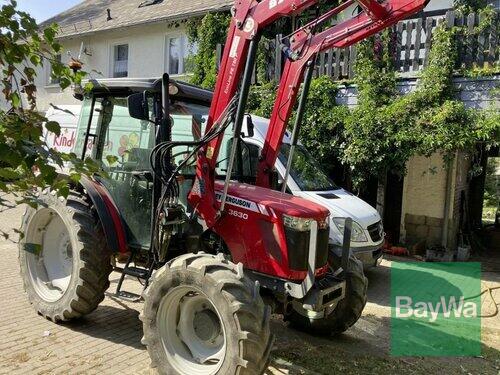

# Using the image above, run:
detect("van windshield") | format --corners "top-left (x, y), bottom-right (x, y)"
top-left (278, 144), bottom-right (338, 191)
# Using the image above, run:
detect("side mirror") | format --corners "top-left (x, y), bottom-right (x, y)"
top-left (269, 168), bottom-right (280, 191)
top-left (128, 92), bottom-right (149, 121)
top-left (245, 114), bottom-right (255, 138)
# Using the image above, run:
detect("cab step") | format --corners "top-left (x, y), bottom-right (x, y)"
top-left (115, 252), bottom-right (154, 301)
top-left (120, 266), bottom-right (149, 279)
top-left (116, 290), bottom-right (143, 302)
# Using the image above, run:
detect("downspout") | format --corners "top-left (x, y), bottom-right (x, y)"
top-left (441, 153), bottom-right (456, 248)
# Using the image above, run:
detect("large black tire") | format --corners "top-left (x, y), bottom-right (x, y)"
top-left (287, 253), bottom-right (368, 335)
top-left (140, 253), bottom-right (273, 375)
top-left (19, 190), bottom-right (112, 322)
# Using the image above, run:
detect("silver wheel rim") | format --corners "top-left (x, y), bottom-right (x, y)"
top-left (25, 208), bottom-right (73, 302)
top-left (157, 286), bottom-right (226, 374)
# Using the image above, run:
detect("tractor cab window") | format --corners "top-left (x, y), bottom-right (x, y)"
top-left (168, 100), bottom-right (208, 177)
top-left (77, 95), bottom-right (156, 249)
top-left (73, 96), bottom-right (154, 165)
top-left (73, 97), bottom-right (100, 159)
top-left (98, 97), bottom-right (154, 171)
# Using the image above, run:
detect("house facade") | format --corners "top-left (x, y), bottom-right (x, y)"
top-left (34, 0), bottom-right (232, 112)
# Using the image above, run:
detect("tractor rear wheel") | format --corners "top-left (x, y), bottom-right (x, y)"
top-left (287, 253), bottom-right (367, 335)
top-left (18, 190), bottom-right (112, 322)
top-left (141, 253), bottom-right (273, 375)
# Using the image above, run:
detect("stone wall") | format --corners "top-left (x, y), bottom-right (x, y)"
top-left (404, 213), bottom-right (444, 248)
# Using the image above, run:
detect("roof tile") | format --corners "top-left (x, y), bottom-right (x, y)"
top-left (40, 0), bottom-right (232, 38)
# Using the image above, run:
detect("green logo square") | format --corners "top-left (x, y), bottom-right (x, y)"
top-left (391, 262), bottom-right (481, 357)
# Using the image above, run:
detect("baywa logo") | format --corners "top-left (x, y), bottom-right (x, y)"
top-left (391, 262), bottom-right (481, 357)
top-left (395, 295), bottom-right (478, 322)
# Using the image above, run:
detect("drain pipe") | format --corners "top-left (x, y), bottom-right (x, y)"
top-left (441, 153), bottom-right (455, 248)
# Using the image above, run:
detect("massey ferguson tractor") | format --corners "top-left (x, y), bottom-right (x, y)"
top-left (19, 0), bottom-right (428, 373)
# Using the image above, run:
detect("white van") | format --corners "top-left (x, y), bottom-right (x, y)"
top-left (227, 116), bottom-right (384, 267)
top-left (45, 104), bottom-right (384, 267)
top-left (43, 105), bottom-right (81, 154)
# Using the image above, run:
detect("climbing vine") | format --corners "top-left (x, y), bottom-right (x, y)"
top-left (186, 12), bottom-right (231, 89)
top-left (249, 19), bottom-right (498, 189)
top-left (187, 7), bottom-right (499, 189)
top-left (341, 21), bottom-right (498, 187)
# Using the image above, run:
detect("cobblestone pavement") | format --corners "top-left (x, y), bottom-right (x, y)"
top-left (0, 196), bottom-right (498, 374)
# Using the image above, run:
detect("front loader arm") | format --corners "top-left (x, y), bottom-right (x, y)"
top-left (189, 0), bottom-right (323, 227)
top-left (255, 0), bottom-right (429, 188)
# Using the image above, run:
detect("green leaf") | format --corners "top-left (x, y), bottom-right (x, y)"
top-left (29, 55), bottom-right (42, 66)
top-left (59, 77), bottom-right (71, 90)
top-left (45, 121), bottom-right (61, 136)
top-left (10, 92), bottom-right (21, 108)
top-left (23, 243), bottom-right (42, 255)
top-left (58, 185), bottom-right (70, 198)
top-left (69, 173), bottom-right (81, 183)
top-left (84, 82), bottom-right (94, 92)
top-left (0, 168), bottom-right (20, 180)
top-left (43, 27), bottom-right (56, 43)
top-left (106, 155), bottom-right (119, 165)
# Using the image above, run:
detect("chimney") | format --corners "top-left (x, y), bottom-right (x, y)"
top-left (106, 9), bottom-right (112, 21)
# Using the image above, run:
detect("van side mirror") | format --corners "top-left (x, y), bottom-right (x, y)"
top-left (270, 168), bottom-right (280, 191)
top-left (245, 115), bottom-right (255, 138)
top-left (128, 92), bottom-right (149, 121)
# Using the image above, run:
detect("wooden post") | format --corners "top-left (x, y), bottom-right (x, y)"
top-left (319, 51), bottom-right (326, 76)
top-left (342, 47), bottom-right (349, 77)
top-left (412, 18), bottom-right (423, 72)
top-left (477, 12), bottom-right (486, 67)
top-left (465, 12), bottom-right (476, 69)
top-left (349, 45), bottom-right (357, 79)
top-left (423, 17), bottom-right (433, 68)
top-left (326, 49), bottom-right (334, 77)
top-left (395, 21), bottom-right (404, 71)
top-left (334, 48), bottom-right (341, 80)
top-left (487, 12), bottom-right (498, 64)
top-left (403, 20), bottom-right (414, 72)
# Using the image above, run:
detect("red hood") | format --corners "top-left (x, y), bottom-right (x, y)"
top-left (214, 180), bottom-right (328, 219)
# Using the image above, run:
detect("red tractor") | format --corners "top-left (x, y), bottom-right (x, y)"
top-left (19, 0), bottom-right (428, 373)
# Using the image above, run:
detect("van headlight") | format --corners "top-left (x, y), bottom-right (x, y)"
top-left (332, 218), bottom-right (368, 242)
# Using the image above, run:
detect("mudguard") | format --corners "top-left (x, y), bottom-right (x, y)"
top-left (79, 176), bottom-right (128, 254)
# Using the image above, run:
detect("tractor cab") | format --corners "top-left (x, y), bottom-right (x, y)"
top-left (73, 78), bottom-right (212, 250)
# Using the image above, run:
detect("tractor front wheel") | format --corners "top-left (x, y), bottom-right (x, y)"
top-left (141, 253), bottom-right (273, 375)
top-left (287, 253), bottom-right (368, 335)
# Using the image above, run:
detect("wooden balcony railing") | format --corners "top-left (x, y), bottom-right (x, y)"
top-left (216, 9), bottom-right (499, 82)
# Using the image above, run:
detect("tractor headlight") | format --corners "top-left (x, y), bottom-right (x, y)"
top-left (332, 218), bottom-right (368, 242)
top-left (283, 214), bottom-right (312, 232)
top-left (318, 215), bottom-right (330, 230)
top-left (283, 215), bottom-right (329, 232)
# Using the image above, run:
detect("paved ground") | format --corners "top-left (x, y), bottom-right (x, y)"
top-left (0, 196), bottom-right (499, 374)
